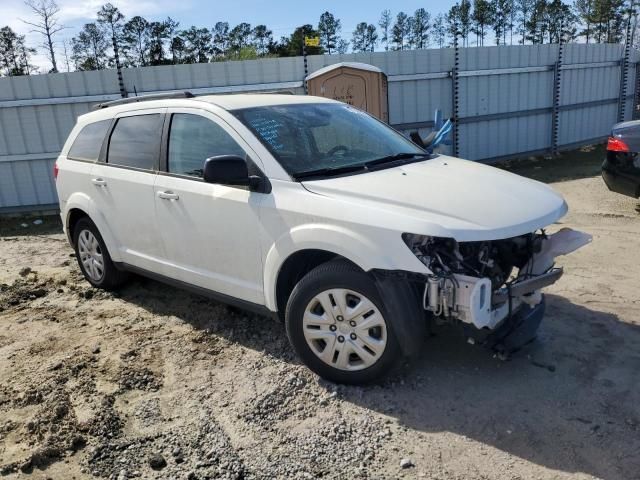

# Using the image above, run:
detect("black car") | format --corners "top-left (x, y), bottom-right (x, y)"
top-left (602, 120), bottom-right (640, 198)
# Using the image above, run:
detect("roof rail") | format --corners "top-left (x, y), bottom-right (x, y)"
top-left (93, 91), bottom-right (194, 110)
top-left (255, 90), bottom-right (295, 95)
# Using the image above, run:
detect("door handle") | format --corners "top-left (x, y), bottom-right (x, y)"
top-left (91, 178), bottom-right (107, 187)
top-left (157, 191), bottom-right (179, 200)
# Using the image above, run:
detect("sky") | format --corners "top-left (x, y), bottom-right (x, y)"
top-left (2, 0), bottom-right (454, 72)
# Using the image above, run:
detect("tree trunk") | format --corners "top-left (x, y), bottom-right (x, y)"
top-left (45, 24), bottom-right (58, 73)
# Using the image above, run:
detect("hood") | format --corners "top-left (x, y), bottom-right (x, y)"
top-left (302, 156), bottom-right (567, 241)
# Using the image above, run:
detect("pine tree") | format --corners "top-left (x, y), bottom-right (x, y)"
top-left (472, 0), bottom-right (492, 45)
top-left (516, 0), bottom-right (536, 43)
top-left (491, 0), bottom-right (514, 44)
top-left (574, 0), bottom-right (593, 42)
top-left (336, 38), bottom-right (349, 53)
top-left (0, 26), bottom-right (35, 76)
top-left (252, 25), bottom-right (273, 56)
top-left (460, 0), bottom-right (473, 46)
top-left (97, 4), bottom-right (125, 69)
top-left (180, 26), bottom-right (212, 63)
top-left (392, 11), bottom-right (411, 50)
top-left (379, 10), bottom-right (392, 50)
top-left (546, 0), bottom-right (577, 42)
top-left (447, 4), bottom-right (462, 43)
top-left (432, 13), bottom-right (448, 47)
top-left (72, 22), bottom-right (108, 70)
top-left (318, 11), bottom-right (342, 54)
top-left (122, 16), bottom-right (149, 66)
top-left (164, 17), bottom-right (180, 64)
top-left (352, 23), bottom-right (378, 52)
top-left (147, 21), bottom-right (170, 65)
top-left (526, 0), bottom-right (548, 43)
top-left (508, 0), bottom-right (518, 43)
top-left (212, 22), bottom-right (230, 58)
top-left (229, 23), bottom-right (252, 53)
top-left (410, 8), bottom-right (431, 49)
top-left (591, 0), bottom-right (626, 43)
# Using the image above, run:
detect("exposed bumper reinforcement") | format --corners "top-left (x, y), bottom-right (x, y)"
top-left (492, 268), bottom-right (563, 305)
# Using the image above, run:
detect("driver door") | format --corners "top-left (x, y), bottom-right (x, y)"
top-left (153, 108), bottom-right (265, 305)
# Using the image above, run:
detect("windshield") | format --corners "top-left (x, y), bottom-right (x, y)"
top-left (233, 103), bottom-right (429, 179)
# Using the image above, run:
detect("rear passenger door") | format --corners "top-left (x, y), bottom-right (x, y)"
top-left (90, 109), bottom-right (166, 271)
top-left (153, 109), bottom-right (264, 304)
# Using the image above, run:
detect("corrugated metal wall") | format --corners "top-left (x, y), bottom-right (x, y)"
top-left (0, 44), bottom-right (635, 212)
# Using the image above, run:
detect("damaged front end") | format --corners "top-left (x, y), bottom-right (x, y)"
top-left (402, 228), bottom-right (592, 353)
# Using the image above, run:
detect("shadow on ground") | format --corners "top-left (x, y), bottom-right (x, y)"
top-left (119, 276), bottom-right (640, 480)
top-left (496, 144), bottom-right (606, 183)
top-left (0, 215), bottom-right (62, 237)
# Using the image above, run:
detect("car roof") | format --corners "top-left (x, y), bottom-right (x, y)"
top-left (200, 93), bottom-right (337, 110)
top-left (77, 93), bottom-right (339, 125)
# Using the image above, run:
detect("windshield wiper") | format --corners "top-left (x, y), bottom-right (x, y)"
top-left (363, 152), bottom-right (431, 169)
top-left (293, 164), bottom-right (368, 180)
top-left (293, 152), bottom-right (431, 180)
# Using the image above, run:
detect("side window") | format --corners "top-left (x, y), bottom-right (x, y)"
top-left (107, 114), bottom-right (163, 170)
top-left (167, 113), bottom-right (245, 178)
top-left (67, 120), bottom-right (111, 161)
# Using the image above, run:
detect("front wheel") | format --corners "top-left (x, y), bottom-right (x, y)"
top-left (285, 260), bottom-right (401, 384)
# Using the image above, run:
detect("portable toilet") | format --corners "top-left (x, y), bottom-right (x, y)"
top-left (305, 62), bottom-right (389, 123)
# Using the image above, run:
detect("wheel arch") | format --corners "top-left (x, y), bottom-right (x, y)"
top-left (63, 192), bottom-right (122, 262)
top-left (273, 249), bottom-right (360, 320)
top-left (264, 224), bottom-right (383, 314)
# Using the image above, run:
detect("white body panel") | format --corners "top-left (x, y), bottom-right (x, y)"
top-left (55, 94), bottom-right (581, 315)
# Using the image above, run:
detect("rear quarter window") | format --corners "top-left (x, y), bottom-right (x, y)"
top-left (67, 120), bottom-right (111, 161)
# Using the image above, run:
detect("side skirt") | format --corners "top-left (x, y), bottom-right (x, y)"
top-left (114, 262), bottom-right (276, 319)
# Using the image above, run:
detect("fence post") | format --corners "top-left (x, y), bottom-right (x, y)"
top-left (302, 32), bottom-right (309, 95)
top-left (551, 42), bottom-right (564, 156)
top-left (618, 13), bottom-right (633, 122)
top-left (112, 37), bottom-right (127, 98)
top-left (451, 28), bottom-right (460, 157)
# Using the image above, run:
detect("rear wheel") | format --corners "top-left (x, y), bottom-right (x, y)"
top-left (73, 217), bottom-right (127, 290)
top-left (285, 260), bottom-right (400, 384)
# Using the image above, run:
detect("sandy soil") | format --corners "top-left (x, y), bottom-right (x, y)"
top-left (0, 166), bottom-right (639, 479)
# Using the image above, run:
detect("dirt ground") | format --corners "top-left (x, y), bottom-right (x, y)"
top-left (1, 148), bottom-right (639, 480)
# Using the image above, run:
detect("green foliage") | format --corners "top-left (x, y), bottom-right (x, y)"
top-left (122, 16), bottom-right (149, 66)
top-left (447, 0), bottom-right (473, 46)
top-left (0, 26), bottom-right (35, 75)
top-left (318, 11), bottom-right (342, 54)
top-left (410, 8), bottom-right (431, 49)
top-left (472, 0), bottom-right (492, 45)
top-left (272, 24), bottom-right (324, 57)
top-left (491, 0), bottom-right (514, 44)
top-left (72, 22), bottom-right (109, 70)
top-left (97, 3), bottom-right (125, 68)
top-left (4, 0), bottom-right (635, 76)
top-left (378, 10), bottom-right (392, 50)
top-left (432, 13), bottom-right (448, 47)
top-left (352, 22), bottom-right (378, 52)
top-left (392, 11), bottom-right (411, 50)
top-left (180, 26), bottom-right (212, 63)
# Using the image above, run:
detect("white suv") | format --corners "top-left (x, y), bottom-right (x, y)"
top-left (55, 92), bottom-right (590, 383)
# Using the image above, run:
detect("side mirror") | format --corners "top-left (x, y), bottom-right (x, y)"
top-left (203, 155), bottom-right (249, 186)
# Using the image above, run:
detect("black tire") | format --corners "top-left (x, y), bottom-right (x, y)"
top-left (285, 259), bottom-right (401, 384)
top-left (73, 217), bottom-right (128, 290)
